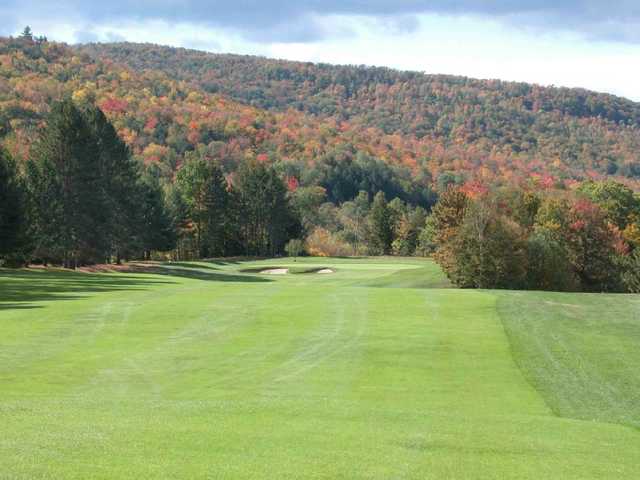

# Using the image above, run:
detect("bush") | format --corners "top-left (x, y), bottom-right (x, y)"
top-left (305, 228), bottom-right (355, 257)
top-left (285, 239), bottom-right (305, 260)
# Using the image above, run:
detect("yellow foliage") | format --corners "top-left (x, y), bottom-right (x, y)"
top-left (186, 91), bottom-right (203, 103)
top-left (72, 89), bottom-right (88, 103)
top-left (623, 223), bottom-right (640, 248)
top-left (305, 228), bottom-right (355, 257)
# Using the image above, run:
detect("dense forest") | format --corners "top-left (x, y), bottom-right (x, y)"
top-left (82, 42), bottom-right (640, 184)
top-left (1, 30), bottom-right (640, 292)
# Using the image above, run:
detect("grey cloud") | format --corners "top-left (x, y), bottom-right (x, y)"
top-left (6, 1), bottom-right (640, 43)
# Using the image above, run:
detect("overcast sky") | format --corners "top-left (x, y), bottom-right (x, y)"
top-left (2, 1), bottom-right (640, 101)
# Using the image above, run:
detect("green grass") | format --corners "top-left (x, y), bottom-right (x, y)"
top-left (1, 258), bottom-right (639, 479)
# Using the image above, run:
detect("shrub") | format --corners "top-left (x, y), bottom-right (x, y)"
top-left (285, 239), bottom-right (305, 260)
top-left (305, 228), bottom-right (355, 257)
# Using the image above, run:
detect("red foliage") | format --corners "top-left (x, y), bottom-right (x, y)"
top-left (570, 220), bottom-right (586, 231)
top-left (286, 176), bottom-right (299, 192)
top-left (100, 97), bottom-right (129, 114)
top-left (460, 180), bottom-right (489, 199)
top-left (144, 117), bottom-right (158, 131)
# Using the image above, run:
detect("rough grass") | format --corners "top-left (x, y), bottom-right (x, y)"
top-left (1, 258), bottom-right (639, 479)
top-left (497, 291), bottom-right (640, 429)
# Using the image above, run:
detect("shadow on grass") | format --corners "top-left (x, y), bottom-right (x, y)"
top-left (145, 265), bottom-right (271, 283)
top-left (0, 264), bottom-right (270, 312)
top-left (164, 262), bottom-right (220, 270)
top-left (0, 269), bottom-right (173, 312)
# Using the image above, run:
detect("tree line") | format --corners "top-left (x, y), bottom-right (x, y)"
top-left (2, 99), bottom-right (640, 295)
top-left (426, 183), bottom-right (640, 293)
top-left (0, 99), bottom-right (300, 267)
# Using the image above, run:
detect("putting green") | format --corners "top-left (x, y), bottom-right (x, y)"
top-left (1, 258), bottom-right (638, 479)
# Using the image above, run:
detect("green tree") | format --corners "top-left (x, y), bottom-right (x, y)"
top-left (526, 229), bottom-right (579, 292)
top-left (234, 160), bottom-right (300, 256)
top-left (285, 239), bottom-right (304, 261)
top-left (84, 105), bottom-right (141, 262)
top-left (291, 186), bottom-right (327, 232)
top-left (577, 181), bottom-right (639, 229)
top-left (615, 250), bottom-right (640, 293)
top-left (535, 197), bottom-right (621, 292)
top-left (393, 206), bottom-right (427, 256)
top-left (0, 148), bottom-right (26, 263)
top-left (175, 155), bottom-right (230, 258)
top-left (367, 192), bottom-right (393, 255)
top-left (337, 190), bottom-right (370, 254)
top-left (417, 214), bottom-right (437, 256)
top-left (448, 200), bottom-right (527, 289)
top-left (138, 174), bottom-right (176, 259)
top-left (430, 187), bottom-right (469, 277)
top-left (20, 26), bottom-right (33, 41)
top-left (27, 99), bottom-right (107, 267)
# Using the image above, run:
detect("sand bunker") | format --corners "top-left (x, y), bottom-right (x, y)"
top-left (260, 268), bottom-right (289, 275)
top-left (317, 269), bottom-right (334, 274)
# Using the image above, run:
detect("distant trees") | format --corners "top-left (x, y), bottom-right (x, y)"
top-left (2, 32), bottom-right (640, 284)
top-left (577, 181), bottom-right (638, 230)
top-left (428, 183), bottom-right (640, 293)
top-left (0, 98), bottom-right (305, 266)
top-left (367, 192), bottom-right (393, 255)
top-left (234, 160), bottom-right (300, 257)
top-left (449, 200), bottom-right (527, 289)
top-left (78, 41), bottom-right (640, 187)
top-left (175, 154), bottom-right (230, 258)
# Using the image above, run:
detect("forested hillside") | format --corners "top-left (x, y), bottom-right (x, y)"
top-left (0, 36), bottom-right (434, 204)
top-left (2, 36), bottom-right (640, 194)
top-left (82, 42), bottom-right (640, 185)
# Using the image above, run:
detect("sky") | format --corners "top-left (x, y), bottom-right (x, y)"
top-left (2, 1), bottom-right (640, 101)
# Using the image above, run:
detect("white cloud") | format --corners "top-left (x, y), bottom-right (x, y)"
top-left (13, 13), bottom-right (640, 101)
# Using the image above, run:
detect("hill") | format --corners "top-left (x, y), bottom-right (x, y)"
top-left (81, 42), bottom-right (640, 186)
top-left (1, 35), bottom-right (640, 200)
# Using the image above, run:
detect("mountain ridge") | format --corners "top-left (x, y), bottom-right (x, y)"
top-left (1, 35), bottom-right (640, 196)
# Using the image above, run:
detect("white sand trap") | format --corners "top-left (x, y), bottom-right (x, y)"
top-left (317, 269), bottom-right (334, 274)
top-left (260, 268), bottom-right (289, 275)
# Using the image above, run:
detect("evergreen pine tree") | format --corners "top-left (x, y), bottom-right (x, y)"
top-left (139, 173), bottom-right (176, 260)
top-left (367, 192), bottom-right (393, 255)
top-left (0, 148), bottom-right (26, 263)
top-left (234, 160), bottom-right (299, 256)
top-left (84, 105), bottom-right (141, 262)
top-left (28, 99), bottom-right (107, 267)
top-left (175, 155), bottom-right (230, 258)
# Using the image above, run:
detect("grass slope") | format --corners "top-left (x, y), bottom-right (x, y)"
top-left (1, 258), bottom-right (639, 479)
top-left (498, 291), bottom-right (640, 429)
